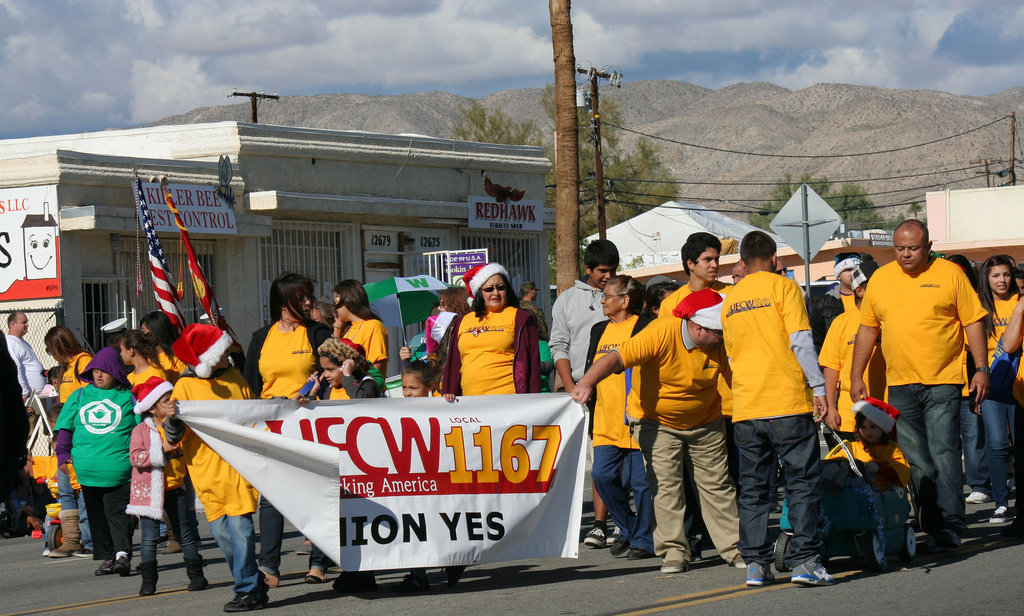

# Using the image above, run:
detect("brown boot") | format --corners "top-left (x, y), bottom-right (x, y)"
top-left (161, 517), bottom-right (181, 554)
top-left (48, 509), bottom-right (83, 558)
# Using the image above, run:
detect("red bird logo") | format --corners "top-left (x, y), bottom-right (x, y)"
top-left (483, 175), bottom-right (525, 202)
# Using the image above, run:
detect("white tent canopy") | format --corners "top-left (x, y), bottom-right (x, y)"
top-left (585, 201), bottom-right (788, 269)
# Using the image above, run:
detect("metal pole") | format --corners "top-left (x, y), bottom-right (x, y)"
top-left (801, 184), bottom-right (811, 297)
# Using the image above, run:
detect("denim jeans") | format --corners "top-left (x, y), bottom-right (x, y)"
top-left (734, 414), bottom-right (821, 568)
top-left (887, 383), bottom-right (965, 535)
top-left (592, 445), bottom-right (654, 553)
top-left (258, 498), bottom-right (283, 576)
top-left (209, 513), bottom-right (259, 594)
top-left (959, 398), bottom-right (990, 494)
top-left (139, 488), bottom-right (202, 564)
top-left (980, 399), bottom-right (1016, 508)
top-left (56, 468), bottom-right (92, 550)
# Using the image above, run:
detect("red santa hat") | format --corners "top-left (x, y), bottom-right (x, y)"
top-left (462, 262), bottom-right (510, 298)
top-left (172, 323), bottom-right (233, 378)
top-left (132, 376), bottom-right (173, 415)
top-left (853, 396), bottom-right (900, 433)
top-left (673, 288), bottom-right (724, 330)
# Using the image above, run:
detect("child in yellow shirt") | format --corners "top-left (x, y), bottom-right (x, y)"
top-left (825, 397), bottom-right (910, 490)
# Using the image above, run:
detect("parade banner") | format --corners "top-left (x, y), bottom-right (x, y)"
top-left (0, 185), bottom-right (61, 300)
top-left (178, 393), bottom-right (587, 569)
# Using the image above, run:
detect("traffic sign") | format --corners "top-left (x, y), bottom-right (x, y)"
top-left (769, 184), bottom-right (842, 293)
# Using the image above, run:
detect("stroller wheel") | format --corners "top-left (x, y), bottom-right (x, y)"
top-left (864, 531), bottom-right (886, 571)
top-left (46, 525), bottom-right (63, 551)
top-left (773, 532), bottom-right (792, 572)
top-left (898, 524), bottom-right (916, 562)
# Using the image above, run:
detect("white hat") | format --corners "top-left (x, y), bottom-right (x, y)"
top-left (853, 397), bottom-right (900, 433)
top-left (672, 288), bottom-right (724, 330)
top-left (463, 262), bottom-right (510, 298)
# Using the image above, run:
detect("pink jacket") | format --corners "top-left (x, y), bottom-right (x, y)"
top-left (126, 418), bottom-right (165, 520)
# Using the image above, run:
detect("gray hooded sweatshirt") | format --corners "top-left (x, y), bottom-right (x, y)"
top-left (549, 279), bottom-right (607, 382)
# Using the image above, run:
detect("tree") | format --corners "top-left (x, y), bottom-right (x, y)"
top-left (452, 101), bottom-right (542, 146)
top-left (549, 0), bottom-right (580, 293)
top-left (750, 173), bottom-right (886, 230)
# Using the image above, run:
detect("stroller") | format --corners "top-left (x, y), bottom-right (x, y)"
top-left (774, 426), bottom-right (915, 572)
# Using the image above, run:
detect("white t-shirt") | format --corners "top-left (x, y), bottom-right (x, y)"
top-left (6, 334), bottom-right (46, 397)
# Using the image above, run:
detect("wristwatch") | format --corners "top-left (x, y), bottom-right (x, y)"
top-left (976, 366), bottom-right (992, 375)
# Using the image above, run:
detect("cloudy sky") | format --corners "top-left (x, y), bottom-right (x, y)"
top-left (2, 0), bottom-right (1022, 139)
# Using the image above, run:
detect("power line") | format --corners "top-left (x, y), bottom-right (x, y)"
top-left (602, 115), bottom-right (1009, 159)
top-left (604, 162), bottom-right (990, 187)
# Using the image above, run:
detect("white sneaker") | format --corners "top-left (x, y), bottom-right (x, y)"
top-left (966, 491), bottom-right (992, 504)
top-left (990, 506), bottom-right (1012, 524)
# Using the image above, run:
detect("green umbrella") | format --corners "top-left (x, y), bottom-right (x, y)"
top-left (364, 274), bottom-right (451, 327)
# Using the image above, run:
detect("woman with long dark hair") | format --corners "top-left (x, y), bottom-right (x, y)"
top-left (441, 263), bottom-right (540, 398)
top-left (333, 279), bottom-right (389, 377)
top-left (44, 325), bottom-right (92, 404)
top-left (140, 311), bottom-right (186, 382)
top-left (976, 254), bottom-right (1020, 524)
top-left (243, 273), bottom-right (333, 587)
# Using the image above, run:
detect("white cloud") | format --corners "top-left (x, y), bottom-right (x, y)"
top-left (1, 0), bottom-right (1023, 138)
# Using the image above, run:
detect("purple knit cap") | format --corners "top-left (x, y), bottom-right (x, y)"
top-left (81, 346), bottom-right (129, 387)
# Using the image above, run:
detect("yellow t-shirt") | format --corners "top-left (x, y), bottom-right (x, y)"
top-left (58, 352), bottom-right (92, 403)
top-left (659, 280), bottom-right (731, 317)
top-left (659, 282), bottom-right (734, 417)
top-left (825, 440), bottom-right (910, 490)
top-left (987, 297), bottom-right (1018, 365)
top-left (346, 319), bottom-right (389, 366)
top-left (722, 271), bottom-right (813, 422)
top-left (128, 363), bottom-right (169, 388)
top-left (156, 424), bottom-right (188, 491)
top-left (258, 324), bottom-right (317, 399)
top-left (155, 351), bottom-right (187, 383)
top-left (329, 384), bottom-right (350, 400)
top-left (457, 308), bottom-right (518, 396)
top-left (840, 292), bottom-right (857, 313)
top-left (818, 308), bottom-right (887, 432)
top-left (616, 315), bottom-right (726, 431)
top-left (171, 368), bottom-right (259, 522)
top-left (592, 316), bottom-right (642, 449)
top-left (860, 259), bottom-right (988, 386)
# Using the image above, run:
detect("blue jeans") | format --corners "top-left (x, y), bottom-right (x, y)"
top-left (980, 399), bottom-right (1016, 508)
top-left (592, 446), bottom-right (654, 553)
top-left (139, 488), bottom-right (202, 564)
top-left (959, 398), bottom-right (990, 494)
top-left (56, 469), bottom-right (92, 550)
top-left (734, 415), bottom-right (821, 567)
top-left (209, 513), bottom-right (259, 594)
top-left (888, 383), bottom-right (965, 535)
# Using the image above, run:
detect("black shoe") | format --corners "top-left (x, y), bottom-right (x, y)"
top-left (609, 538), bottom-right (630, 557)
top-left (332, 571), bottom-right (378, 594)
top-left (139, 561), bottom-right (158, 596)
top-left (223, 590), bottom-right (269, 613)
top-left (73, 548), bottom-right (92, 559)
top-left (185, 557), bottom-right (209, 591)
top-left (114, 555), bottom-right (132, 576)
top-left (445, 565), bottom-right (466, 588)
top-left (626, 547), bottom-right (656, 560)
top-left (94, 559), bottom-right (116, 575)
top-left (391, 574), bottom-right (430, 593)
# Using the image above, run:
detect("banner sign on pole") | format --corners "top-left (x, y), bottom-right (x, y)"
top-left (0, 185), bottom-right (61, 300)
top-left (140, 182), bottom-right (237, 235)
top-left (178, 393), bottom-right (586, 569)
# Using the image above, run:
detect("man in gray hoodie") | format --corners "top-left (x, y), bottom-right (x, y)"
top-left (550, 238), bottom-right (619, 548)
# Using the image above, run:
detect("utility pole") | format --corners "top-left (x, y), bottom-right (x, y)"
top-left (550, 0), bottom-right (580, 293)
top-left (972, 158), bottom-right (1003, 187)
top-left (1010, 112), bottom-right (1017, 185)
top-left (229, 89), bottom-right (280, 124)
top-left (576, 67), bottom-right (622, 240)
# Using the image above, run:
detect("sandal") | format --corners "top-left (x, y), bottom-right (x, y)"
top-left (261, 571), bottom-right (280, 588)
top-left (304, 569), bottom-right (327, 584)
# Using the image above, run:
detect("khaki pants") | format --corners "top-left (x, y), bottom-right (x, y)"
top-left (636, 417), bottom-right (740, 564)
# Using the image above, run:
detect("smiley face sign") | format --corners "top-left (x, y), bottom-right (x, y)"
top-left (0, 185), bottom-right (61, 300)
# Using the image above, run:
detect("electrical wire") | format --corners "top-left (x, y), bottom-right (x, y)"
top-left (604, 162), bottom-right (990, 186)
top-left (603, 116), bottom-right (1010, 159)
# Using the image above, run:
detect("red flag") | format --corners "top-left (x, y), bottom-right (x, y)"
top-left (163, 187), bottom-right (241, 347)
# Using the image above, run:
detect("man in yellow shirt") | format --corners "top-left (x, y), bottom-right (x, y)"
top-left (571, 289), bottom-right (742, 575)
top-left (850, 219), bottom-right (989, 549)
top-left (722, 230), bottom-right (837, 588)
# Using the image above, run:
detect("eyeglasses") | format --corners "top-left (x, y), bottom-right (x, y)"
top-left (481, 285), bottom-right (507, 293)
top-left (706, 328), bottom-right (724, 339)
top-left (600, 293), bottom-right (626, 301)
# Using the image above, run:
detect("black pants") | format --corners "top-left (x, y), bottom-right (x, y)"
top-left (81, 482), bottom-right (133, 561)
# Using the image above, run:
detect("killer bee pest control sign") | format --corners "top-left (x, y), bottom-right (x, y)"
top-left (0, 185), bottom-right (61, 301)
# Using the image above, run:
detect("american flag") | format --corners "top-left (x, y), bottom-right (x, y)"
top-left (133, 178), bottom-right (185, 335)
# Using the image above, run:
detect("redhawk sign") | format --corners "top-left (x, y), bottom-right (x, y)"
top-left (468, 197), bottom-right (543, 231)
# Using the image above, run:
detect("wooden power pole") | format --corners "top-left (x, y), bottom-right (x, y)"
top-left (230, 90), bottom-right (280, 123)
top-left (550, 0), bottom-right (580, 293)
top-left (576, 67), bottom-right (622, 240)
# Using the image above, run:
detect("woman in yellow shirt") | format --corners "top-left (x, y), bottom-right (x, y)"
top-left (43, 326), bottom-right (92, 404)
top-left (242, 272), bottom-right (333, 587)
top-left (976, 255), bottom-right (1020, 523)
top-left (119, 330), bottom-right (170, 387)
top-left (333, 279), bottom-right (390, 377)
top-left (141, 311), bottom-right (187, 382)
top-left (441, 263), bottom-right (540, 398)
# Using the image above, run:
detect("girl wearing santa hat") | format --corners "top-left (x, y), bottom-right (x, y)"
top-left (441, 262), bottom-right (541, 398)
top-left (824, 397), bottom-right (910, 490)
